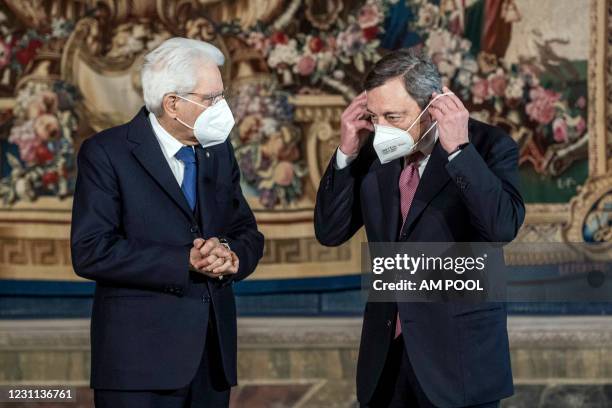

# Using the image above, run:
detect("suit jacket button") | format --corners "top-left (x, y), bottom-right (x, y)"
top-left (190, 226), bottom-right (199, 233)
top-left (205, 151), bottom-right (210, 158)
top-left (386, 320), bottom-right (392, 328)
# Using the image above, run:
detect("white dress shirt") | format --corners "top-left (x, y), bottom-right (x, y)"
top-left (335, 128), bottom-right (461, 176)
top-left (149, 112), bottom-right (194, 186)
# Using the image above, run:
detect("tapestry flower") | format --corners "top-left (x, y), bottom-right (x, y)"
top-left (526, 86), bottom-right (561, 125)
top-left (552, 117), bottom-right (568, 143)
top-left (358, 2), bottom-right (383, 29)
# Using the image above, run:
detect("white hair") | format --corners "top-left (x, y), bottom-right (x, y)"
top-left (141, 37), bottom-right (225, 116)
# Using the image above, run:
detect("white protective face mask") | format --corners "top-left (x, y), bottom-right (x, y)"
top-left (175, 96), bottom-right (235, 148)
top-left (372, 92), bottom-right (454, 164)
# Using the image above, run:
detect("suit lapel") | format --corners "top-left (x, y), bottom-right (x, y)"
top-left (127, 108), bottom-right (196, 223)
top-left (399, 141), bottom-right (450, 238)
top-left (376, 160), bottom-right (402, 241)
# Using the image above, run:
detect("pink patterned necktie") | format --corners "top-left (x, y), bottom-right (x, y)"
top-left (395, 154), bottom-right (422, 339)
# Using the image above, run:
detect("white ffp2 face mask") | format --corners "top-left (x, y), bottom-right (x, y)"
top-left (175, 96), bottom-right (236, 148)
top-left (372, 92), bottom-right (454, 164)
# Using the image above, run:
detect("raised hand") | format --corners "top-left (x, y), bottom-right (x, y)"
top-left (339, 91), bottom-right (375, 156)
top-left (428, 86), bottom-right (469, 154)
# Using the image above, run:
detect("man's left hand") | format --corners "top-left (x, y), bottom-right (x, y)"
top-left (429, 86), bottom-right (469, 154)
top-left (192, 237), bottom-right (239, 277)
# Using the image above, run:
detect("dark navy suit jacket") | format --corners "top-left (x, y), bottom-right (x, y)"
top-left (70, 107), bottom-right (264, 390)
top-left (315, 119), bottom-right (525, 407)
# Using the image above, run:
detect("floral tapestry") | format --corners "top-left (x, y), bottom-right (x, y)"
top-left (0, 0), bottom-right (593, 208)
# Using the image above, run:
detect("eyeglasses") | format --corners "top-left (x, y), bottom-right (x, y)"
top-left (185, 91), bottom-right (225, 106)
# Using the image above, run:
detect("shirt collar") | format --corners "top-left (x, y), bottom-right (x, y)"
top-left (148, 112), bottom-right (186, 159)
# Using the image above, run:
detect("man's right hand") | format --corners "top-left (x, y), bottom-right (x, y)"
top-left (189, 238), bottom-right (236, 279)
top-left (339, 91), bottom-right (374, 156)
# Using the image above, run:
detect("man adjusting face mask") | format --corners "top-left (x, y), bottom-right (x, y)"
top-left (317, 49), bottom-right (524, 408)
top-left (175, 94), bottom-right (236, 148)
top-left (372, 92), bottom-right (454, 164)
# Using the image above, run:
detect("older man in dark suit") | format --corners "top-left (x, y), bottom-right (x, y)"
top-left (71, 37), bottom-right (264, 407)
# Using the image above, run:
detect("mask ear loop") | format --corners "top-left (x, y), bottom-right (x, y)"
top-left (174, 94), bottom-right (208, 130)
top-left (406, 92), bottom-right (454, 133)
top-left (175, 117), bottom-right (194, 130)
top-left (407, 92), bottom-right (454, 148)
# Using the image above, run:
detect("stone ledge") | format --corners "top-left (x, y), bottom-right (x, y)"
top-left (1, 316), bottom-right (611, 384)
top-left (2, 316), bottom-right (612, 349)
top-left (508, 316), bottom-right (612, 348)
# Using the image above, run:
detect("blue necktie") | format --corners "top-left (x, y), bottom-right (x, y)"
top-left (175, 146), bottom-right (197, 211)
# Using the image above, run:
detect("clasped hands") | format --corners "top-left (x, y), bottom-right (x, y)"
top-left (189, 237), bottom-right (239, 279)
